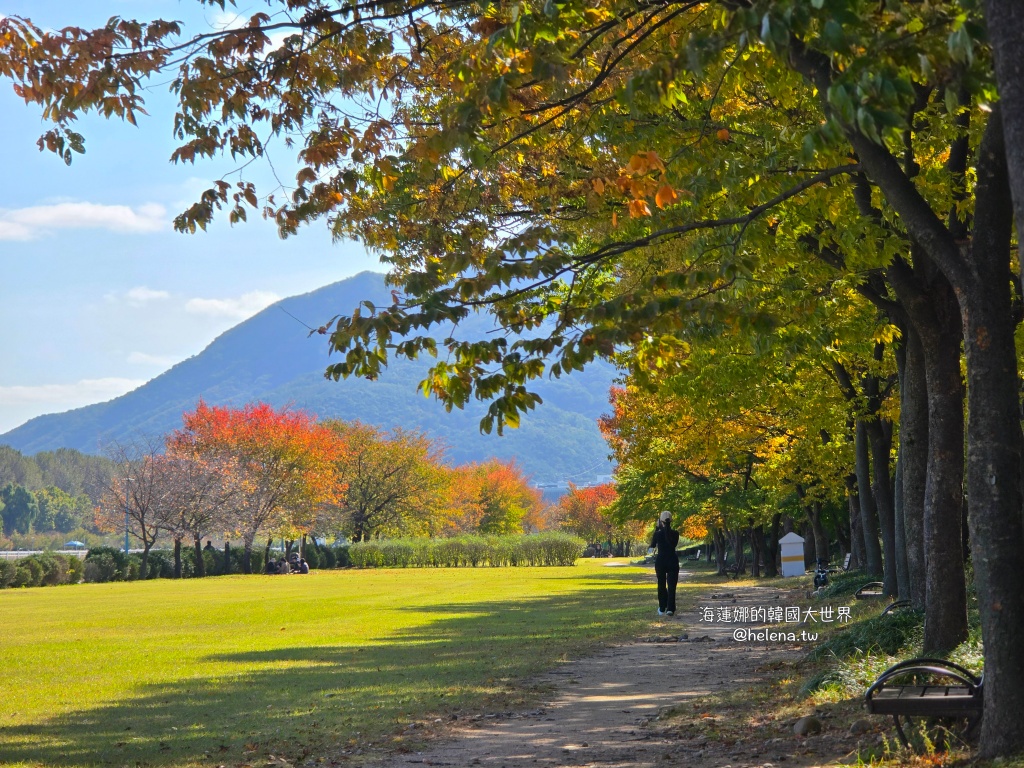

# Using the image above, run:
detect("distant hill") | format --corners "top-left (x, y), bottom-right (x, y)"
top-left (0, 272), bottom-right (617, 485)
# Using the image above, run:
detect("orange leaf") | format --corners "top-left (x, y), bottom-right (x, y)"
top-left (628, 199), bottom-right (652, 218)
top-left (716, 128), bottom-right (731, 142)
top-left (592, 177), bottom-right (605, 195)
top-left (655, 184), bottom-right (678, 209)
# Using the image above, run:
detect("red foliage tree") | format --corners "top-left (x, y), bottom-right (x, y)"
top-left (557, 482), bottom-right (645, 555)
top-left (167, 401), bottom-right (343, 573)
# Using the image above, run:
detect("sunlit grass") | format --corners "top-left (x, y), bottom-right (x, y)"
top-left (0, 560), bottom-right (660, 768)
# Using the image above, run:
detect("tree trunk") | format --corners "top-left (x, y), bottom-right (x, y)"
top-left (855, 420), bottom-right (883, 575)
top-left (763, 513), bottom-right (780, 577)
top-left (173, 538), bottom-right (182, 579)
top-left (242, 541), bottom-right (252, 575)
top-left (985, 0), bottom-right (1024, 294)
top-left (807, 503), bottom-right (829, 566)
top-left (833, 502), bottom-right (851, 563)
top-left (892, 418), bottom-right (911, 601)
top-left (959, 105), bottom-right (1024, 756)
top-left (193, 536), bottom-right (206, 578)
top-left (802, 522), bottom-right (816, 567)
top-left (732, 529), bottom-right (745, 573)
top-left (223, 542), bottom-right (231, 575)
top-left (750, 524), bottom-right (763, 578)
top-left (888, 254), bottom-right (968, 647)
top-left (140, 544), bottom-right (150, 580)
top-left (921, 317), bottom-right (969, 651)
top-left (847, 489), bottom-right (864, 569)
top-left (896, 325), bottom-right (928, 608)
top-left (866, 417), bottom-right (897, 597)
top-left (713, 529), bottom-right (727, 574)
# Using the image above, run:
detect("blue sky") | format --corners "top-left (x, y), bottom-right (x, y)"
top-left (0, 1), bottom-right (383, 434)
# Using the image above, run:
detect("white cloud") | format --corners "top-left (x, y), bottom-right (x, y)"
top-left (126, 286), bottom-right (171, 306)
top-left (127, 351), bottom-right (179, 367)
top-left (0, 378), bottom-right (146, 407)
top-left (0, 202), bottom-right (167, 240)
top-left (185, 290), bottom-right (281, 320)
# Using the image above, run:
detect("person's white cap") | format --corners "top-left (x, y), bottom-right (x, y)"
top-left (659, 510), bottom-right (672, 521)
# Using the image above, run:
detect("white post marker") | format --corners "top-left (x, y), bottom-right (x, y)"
top-left (778, 532), bottom-right (806, 577)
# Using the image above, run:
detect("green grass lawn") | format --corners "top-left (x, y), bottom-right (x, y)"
top-left (0, 561), bottom-right (657, 768)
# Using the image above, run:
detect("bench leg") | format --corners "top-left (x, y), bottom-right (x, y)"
top-left (893, 715), bottom-right (911, 749)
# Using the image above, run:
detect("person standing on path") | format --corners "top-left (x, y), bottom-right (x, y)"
top-left (650, 510), bottom-right (680, 615)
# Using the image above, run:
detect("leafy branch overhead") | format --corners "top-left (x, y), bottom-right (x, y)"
top-left (0, 0), bottom-right (986, 433)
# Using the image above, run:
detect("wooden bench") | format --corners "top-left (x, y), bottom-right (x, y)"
top-left (854, 581), bottom-right (886, 599)
top-left (865, 658), bottom-right (983, 748)
top-left (881, 599), bottom-right (912, 616)
top-left (828, 552), bottom-right (853, 574)
top-left (686, 548), bottom-right (701, 561)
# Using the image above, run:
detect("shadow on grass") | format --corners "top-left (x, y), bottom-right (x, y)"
top-left (0, 581), bottom-right (647, 767)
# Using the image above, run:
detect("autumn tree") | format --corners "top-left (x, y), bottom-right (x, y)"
top-left (170, 401), bottom-right (342, 573)
top-left (96, 440), bottom-right (171, 579)
top-left (442, 460), bottom-right (543, 535)
top-left (321, 421), bottom-right (446, 541)
top-left (557, 482), bottom-right (644, 555)
top-left (157, 446), bottom-right (239, 578)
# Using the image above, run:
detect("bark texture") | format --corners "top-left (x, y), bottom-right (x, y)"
top-left (896, 327), bottom-right (928, 608)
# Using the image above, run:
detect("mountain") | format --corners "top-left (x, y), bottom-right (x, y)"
top-left (0, 272), bottom-right (617, 485)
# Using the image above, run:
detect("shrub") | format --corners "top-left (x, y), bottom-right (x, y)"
top-left (12, 557), bottom-right (44, 587)
top-left (304, 546), bottom-right (320, 569)
top-left (144, 550), bottom-right (175, 579)
top-left (319, 545), bottom-right (337, 568)
top-left (331, 545), bottom-right (350, 568)
top-left (29, 553), bottom-right (71, 586)
top-left (348, 533), bottom-right (585, 569)
top-left (84, 552), bottom-right (120, 583)
top-left (124, 555), bottom-right (142, 581)
top-left (85, 547), bottom-right (131, 581)
top-left (67, 556), bottom-right (84, 584)
top-left (0, 559), bottom-right (17, 588)
top-left (13, 563), bottom-right (39, 587)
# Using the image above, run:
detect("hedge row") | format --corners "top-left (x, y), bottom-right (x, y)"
top-left (348, 533), bottom-right (586, 568)
top-left (0, 544), bottom-right (356, 587)
top-left (77, 544), bottom-right (354, 583)
top-left (0, 534), bottom-right (585, 587)
top-left (0, 552), bottom-right (85, 588)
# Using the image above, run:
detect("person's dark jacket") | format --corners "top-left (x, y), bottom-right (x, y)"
top-left (650, 524), bottom-right (680, 571)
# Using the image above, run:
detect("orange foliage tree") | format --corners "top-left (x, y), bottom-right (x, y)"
top-left (167, 401), bottom-right (343, 573)
top-left (557, 483), bottom-right (645, 555)
top-left (441, 460), bottom-right (544, 535)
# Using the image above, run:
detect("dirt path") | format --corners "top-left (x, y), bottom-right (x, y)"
top-left (381, 576), bottom-right (866, 768)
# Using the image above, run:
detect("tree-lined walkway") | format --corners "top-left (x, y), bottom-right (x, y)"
top-left (387, 584), bottom-right (859, 768)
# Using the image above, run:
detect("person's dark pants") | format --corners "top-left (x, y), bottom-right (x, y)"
top-left (656, 566), bottom-right (679, 613)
